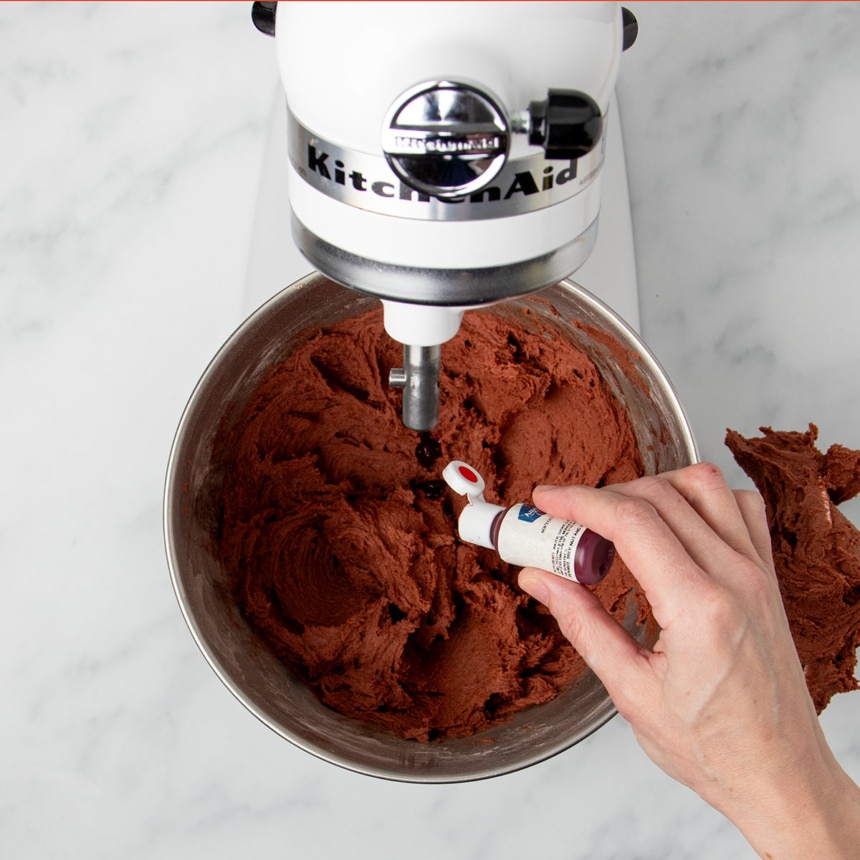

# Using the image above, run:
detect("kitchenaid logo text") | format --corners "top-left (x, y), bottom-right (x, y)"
top-left (287, 108), bottom-right (605, 221)
top-left (390, 135), bottom-right (502, 155)
top-left (305, 143), bottom-right (579, 205)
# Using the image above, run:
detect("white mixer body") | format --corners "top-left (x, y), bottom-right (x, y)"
top-left (269, 0), bottom-right (629, 429)
top-left (275, 1), bottom-right (623, 304)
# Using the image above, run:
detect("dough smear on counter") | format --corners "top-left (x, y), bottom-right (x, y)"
top-left (218, 305), bottom-right (646, 741)
top-left (726, 424), bottom-right (860, 712)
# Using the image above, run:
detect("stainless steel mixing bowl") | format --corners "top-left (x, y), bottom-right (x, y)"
top-left (164, 272), bottom-right (697, 782)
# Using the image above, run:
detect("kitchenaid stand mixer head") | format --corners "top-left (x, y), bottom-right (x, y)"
top-left (252, 1), bottom-right (638, 430)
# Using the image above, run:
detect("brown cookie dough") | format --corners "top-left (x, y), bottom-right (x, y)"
top-left (726, 424), bottom-right (860, 712)
top-left (218, 306), bottom-right (646, 741)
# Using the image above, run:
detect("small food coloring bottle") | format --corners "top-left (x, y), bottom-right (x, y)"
top-left (442, 460), bottom-right (615, 585)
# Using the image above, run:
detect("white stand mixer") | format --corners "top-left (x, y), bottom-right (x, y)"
top-left (245, 1), bottom-right (640, 430)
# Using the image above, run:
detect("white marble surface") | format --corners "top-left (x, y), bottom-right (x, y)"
top-left (2, 3), bottom-right (859, 858)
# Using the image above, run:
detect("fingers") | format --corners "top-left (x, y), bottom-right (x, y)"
top-left (519, 465), bottom-right (777, 733)
top-left (532, 480), bottom-right (704, 624)
top-left (651, 463), bottom-right (755, 555)
top-left (518, 567), bottom-right (647, 696)
top-left (617, 464), bottom-right (770, 575)
top-left (734, 489), bottom-right (775, 572)
top-left (532, 463), bottom-right (769, 623)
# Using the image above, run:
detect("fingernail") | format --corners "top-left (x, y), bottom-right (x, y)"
top-left (518, 569), bottom-right (550, 605)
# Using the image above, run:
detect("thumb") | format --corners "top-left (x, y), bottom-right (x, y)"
top-left (518, 568), bottom-right (646, 691)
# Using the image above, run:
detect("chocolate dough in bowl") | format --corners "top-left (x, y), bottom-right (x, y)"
top-left (164, 273), bottom-right (697, 782)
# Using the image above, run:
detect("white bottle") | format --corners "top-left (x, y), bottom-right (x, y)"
top-left (442, 461), bottom-right (615, 585)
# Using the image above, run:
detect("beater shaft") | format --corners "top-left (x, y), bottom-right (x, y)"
top-left (389, 344), bottom-right (440, 431)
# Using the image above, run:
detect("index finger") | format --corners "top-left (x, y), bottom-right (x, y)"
top-left (532, 481), bottom-right (709, 624)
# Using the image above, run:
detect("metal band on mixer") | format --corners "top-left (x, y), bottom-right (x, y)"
top-left (290, 214), bottom-right (599, 306)
top-left (286, 106), bottom-right (606, 223)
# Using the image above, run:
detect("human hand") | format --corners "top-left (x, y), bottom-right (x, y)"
top-left (518, 463), bottom-right (860, 858)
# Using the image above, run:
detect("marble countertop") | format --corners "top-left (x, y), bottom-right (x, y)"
top-left (2, 3), bottom-right (859, 858)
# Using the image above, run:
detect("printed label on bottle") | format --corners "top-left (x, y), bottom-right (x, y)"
top-left (497, 504), bottom-right (587, 582)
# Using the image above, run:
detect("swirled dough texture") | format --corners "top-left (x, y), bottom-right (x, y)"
top-left (218, 306), bottom-right (645, 741)
top-left (726, 424), bottom-right (860, 712)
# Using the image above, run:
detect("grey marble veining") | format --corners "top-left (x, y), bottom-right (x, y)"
top-left (1, 3), bottom-right (858, 859)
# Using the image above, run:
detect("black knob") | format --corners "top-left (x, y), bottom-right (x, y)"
top-left (251, 2), bottom-right (277, 36)
top-left (528, 90), bottom-right (603, 160)
top-left (622, 7), bottom-right (639, 51)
